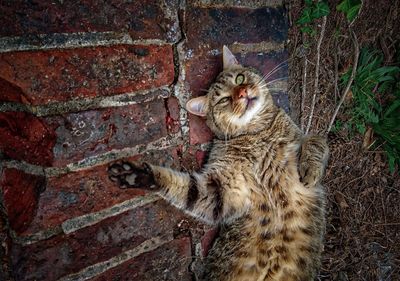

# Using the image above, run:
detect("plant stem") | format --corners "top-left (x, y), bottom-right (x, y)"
top-left (326, 29), bottom-right (360, 135)
top-left (305, 15), bottom-right (327, 134)
top-left (300, 51), bottom-right (308, 132)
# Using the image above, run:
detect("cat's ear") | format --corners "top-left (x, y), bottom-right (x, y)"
top-left (186, 95), bottom-right (208, 117)
top-left (223, 45), bottom-right (240, 69)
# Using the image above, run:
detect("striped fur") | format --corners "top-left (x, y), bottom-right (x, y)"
top-left (109, 60), bottom-right (329, 280)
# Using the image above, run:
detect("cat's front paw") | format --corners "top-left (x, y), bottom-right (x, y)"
top-left (108, 161), bottom-right (157, 190)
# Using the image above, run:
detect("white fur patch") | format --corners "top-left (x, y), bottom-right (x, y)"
top-left (231, 97), bottom-right (263, 127)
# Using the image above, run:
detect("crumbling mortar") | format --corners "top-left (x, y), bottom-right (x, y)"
top-left (170, 0), bottom-right (191, 150)
top-left (0, 87), bottom-right (170, 117)
top-left (0, 32), bottom-right (168, 53)
top-left (1, 133), bottom-right (182, 180)
top-left (192, 0), bottom-right (284, 8)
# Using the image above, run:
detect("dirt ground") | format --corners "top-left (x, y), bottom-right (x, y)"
top-left (287, 0), bottom-right (400, 280)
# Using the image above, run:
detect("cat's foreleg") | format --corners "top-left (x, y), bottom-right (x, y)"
top-left (108, 162), bottom-right (249, 224)
top-left (299, 135), bottom-right (329, 188)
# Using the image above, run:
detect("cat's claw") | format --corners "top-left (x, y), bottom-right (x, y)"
top-left (108, 161), bottom-right (157, 190)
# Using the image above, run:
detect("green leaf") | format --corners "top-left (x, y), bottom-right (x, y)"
top-left (384, 100), bottom-right (400, 118)
top-left (336, 0), bottom-right (349, 12)
top-left (312, 1), bottom-right (330, 18)
top-left (300, 26), bottom-right (316, 35)
top-left (305, 0), bottom-right (313, 5)
top-left (346, 4), bottom-right (361, 21)
top-left (356, 122), bottom-right (366, 134)
top-left (337, 0), bottom-right (361, 22)
top-left (384, 144), bottom-right (398, 174)
top-left (296, 7), bottom-right (314, 25)
top-left (340, 47), bottom-right (400, 173)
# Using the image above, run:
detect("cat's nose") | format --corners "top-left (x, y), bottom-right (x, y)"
top-left (238, 87), bottom-right (247, 98)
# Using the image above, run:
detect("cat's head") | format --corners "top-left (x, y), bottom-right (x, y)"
top-left (186, 46), bottom-right (275, 139)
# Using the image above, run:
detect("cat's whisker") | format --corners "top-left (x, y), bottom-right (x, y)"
top-left (265, 77), bottom-right (288, 86)
top-left (253, 60), bottom-right (289, 87)
top-left (261, 60), bottom-right (289, 81)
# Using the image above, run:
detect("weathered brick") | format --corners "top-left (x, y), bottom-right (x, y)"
top-left (179, 147), bottom-right (203, 172)
top-left (21, 148), bottom-right (182, 237)
top-left (189, 115), bottom-right (214, 145)
top-left (185, 5), bottom-right (287, 48)
top-left (0, 112), bottom-right (56, 166)
top-left (91, 237), bottom-right (192, 281)
top-left (46, 97), bottom-right (170, 167)
top-left (166, 97), bottom-right (181, 134)
top-left (0, 77), bottom-right (31, 103)
top-left (0, 45), bottom-right (174, 105)
top-left (236, 49), bottom-right (288, 83)
top-left (201, 227), bottom-right (219, 257)
top-left (0, 168), bottom-right (45, 234)
top-left (195, 150), bottom-right (208, 167)
top-left (11, 200), bottom-right (189, 281)
top-left (0, 0), bottom-right (180, 42)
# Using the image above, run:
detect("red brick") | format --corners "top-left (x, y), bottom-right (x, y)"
top-left (0, 1), bottom-right (180, 42)
top-left (0, 168), bottom-right (45, 234)
top-left (189, 115), bottom-right (214, 145)
top-left (166, 97), bottom-right (181, 134)
top-left (11, 200), bottom-right (189, 281)
top-left (0, 77), bottom-right (32, 103)
top-left (201, 227), bottom-right (219, 257)
top-left (195, 150), bottom-right (208, 167)
top-left (179, 147), bottom-right (207, 171)
top-left (21, 147), bottom-right (182, 237)
top-left (186, 6), bottom-right (287, 48)
top-left (0, 112), bottom-right (56, 166)
top-left (183, 50), bottom-right (219, 145)
top-left (45, 97), bottom-right (169, 167)
top-left (0, 45), bottom-right (174, 105)
top-left (91, 237), bottom-right (192, 281)
top-left (236, 50), bottom-right (288, 84)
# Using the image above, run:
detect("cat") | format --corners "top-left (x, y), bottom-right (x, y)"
top-left (108, 46), bottom-right (329, 281)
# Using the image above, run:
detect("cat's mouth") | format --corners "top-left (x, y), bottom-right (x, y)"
top-left (244, 96), bottom-right (258, 112)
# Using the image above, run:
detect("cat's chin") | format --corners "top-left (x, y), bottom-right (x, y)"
top-left (231, 97), bottom-right (263, 127)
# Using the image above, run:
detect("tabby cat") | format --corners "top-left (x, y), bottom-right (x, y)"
top-left (108, 46), bottom-right (329, 281)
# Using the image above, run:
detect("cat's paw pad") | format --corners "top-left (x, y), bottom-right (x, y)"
top-left (108, 161), bottom-right (157, 190)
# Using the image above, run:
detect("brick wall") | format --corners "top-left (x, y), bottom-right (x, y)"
top-left (0, 1), bottom-right (288, 280)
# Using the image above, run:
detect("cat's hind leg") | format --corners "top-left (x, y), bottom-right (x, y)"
top-left (299, 135), bottom-right (329, 188)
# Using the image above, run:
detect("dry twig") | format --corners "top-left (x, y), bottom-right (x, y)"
top-left (300, 53), bottom-right (308, 131)
top-left (326, 29), bottom-right (360, 134)
top-left (305, 15), bottom-right (327, 134)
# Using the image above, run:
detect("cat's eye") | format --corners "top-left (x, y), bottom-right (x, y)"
top-left (235, 74), bottom-right (245, 85)
top-left (218, 97), bottom-right (231, 104)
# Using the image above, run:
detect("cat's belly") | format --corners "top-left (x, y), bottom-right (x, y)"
top-left (204, 184), bottom-right (325, 281)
